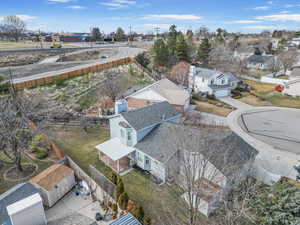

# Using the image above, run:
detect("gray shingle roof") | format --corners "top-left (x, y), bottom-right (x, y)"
top-left (135, 123), bottom-right (258, 175)
top-left (109, 213), bottom-right (142, 225)
top-left (194, 67), bottom-right (219, 79)
top-left (248, 55), bottom-right (273, 64)
top-left (0, 182), bottom-right (39, 224)
top-left (121, 101), bottom-right (181, 131)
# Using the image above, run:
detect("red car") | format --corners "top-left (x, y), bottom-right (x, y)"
top-left (275, 85), bottom-right (284, 92)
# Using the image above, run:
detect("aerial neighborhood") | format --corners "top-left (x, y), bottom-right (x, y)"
top-left (0, 2), bottom-right (300, 225)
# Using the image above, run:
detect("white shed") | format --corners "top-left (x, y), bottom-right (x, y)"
top-left (7, 193), bottom-right (47, 225)
top-left (30, 164), bottom-right (75, 207)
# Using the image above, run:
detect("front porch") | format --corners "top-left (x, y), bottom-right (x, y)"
top-left (95, 137), bottom-right (135, 175)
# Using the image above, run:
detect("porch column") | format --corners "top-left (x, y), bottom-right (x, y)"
top-left (117, 159), bottom-right (120, 174)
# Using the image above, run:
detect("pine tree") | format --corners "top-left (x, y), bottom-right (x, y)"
top-left (251, 180), bottom-right (300, 225)
top-left (151, 39), bottom-right (169, 66)
top-left (115, 27), bottom-right (126, 41)
top-left (118, 192), bottom-right (129, 210)
top-left (197, 38), bottom-right (211, 67)
top-left (176, 33), bottom-right (189, 62)
top-left (167, 25), bottom-right (178, 56)
top-left (115, 179), bottom-right (124, 200)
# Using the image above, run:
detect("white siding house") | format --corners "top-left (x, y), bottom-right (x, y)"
top-left (189, 66), bottom-right (239, 98)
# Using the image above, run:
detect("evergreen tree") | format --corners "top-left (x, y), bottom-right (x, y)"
top-left (115, 27), bottom-right (126, 41)
top-left (176, 33), bottom-right (189, 61)
top-left (167, 25), bottom-right (178, 56)
top-left (197, 38), bottom-right (211, 67)
top-left (115, 179), bottom-right (124, 200)
top-left (151, 39), bottom-right (169, 67)
top-left (250, 180), bottom-right (300, 225)
top-left (118, 192), bottom-right (129, 210)
top-left (91, 27), bottom-right (102, 41)
top-left (186, 29), bottom-right (196, 58)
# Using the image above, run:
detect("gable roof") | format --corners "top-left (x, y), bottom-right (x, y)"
top-left (126, 78), bottom-right (190, 106)
top-left (30, 164), bottom-right (74, 191)
top-left (193, 67), bottom-right (239, 83)
top-left (248, 54), bottom-right (274, 64)
top-left (135, 122), bottom-right (258, 175)
top-left (121, 101), bottom-right (181, 131)
top-left (109, 213), bottom-right (142, 225)
top-left (0, 183), bottom-right (39, 224)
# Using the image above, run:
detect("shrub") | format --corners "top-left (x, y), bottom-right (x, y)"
top-left (30, 135), bottom-right (50, 153)
top-left (35, 151), bottom-right (48, 159)
top-left (108, 201), bottom-right (112, 208)
top-left (112, 203), bottom-right (118, 213)
top-left (135, 52), bottom-right (150, 68)
top-left (55, 77), bottom-right (67, 87)
top-left (126, 199), bottom-right (135, 212)
top-left (109, 172), bottom-right (118, 185)
top-left (130, 204), bottom-right (144, 222)
top-left (115, 180), bottom-right (125, 200)
top-left (118, 192), bottom-right (129, 210)
top-left (143, 216), bottom-right (152, 225)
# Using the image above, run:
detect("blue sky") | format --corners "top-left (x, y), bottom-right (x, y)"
top-left (1, 0), bottom-right (300, 33)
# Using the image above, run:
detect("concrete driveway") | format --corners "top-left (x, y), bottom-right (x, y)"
top-left (218, 96), bottom-right (253, 110)
top-left (46, 190), bottom-right (113, 225)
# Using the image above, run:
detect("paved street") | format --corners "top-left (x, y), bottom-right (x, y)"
top-left (218, 96), bottom-right (253, 110)
top-left (12, 47), bottom-right (145, 84)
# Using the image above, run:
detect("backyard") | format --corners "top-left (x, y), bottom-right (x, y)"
top-left (239, 79), bottom-right (300, 109)
top-left (47, 125), bottom-right (201, 225)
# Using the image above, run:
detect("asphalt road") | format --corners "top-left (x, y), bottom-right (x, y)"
top-left (12, 47), bottom-right (145, 84)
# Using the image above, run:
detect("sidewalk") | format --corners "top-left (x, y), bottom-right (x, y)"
top-left (218, 96), bottom-right (253, 110)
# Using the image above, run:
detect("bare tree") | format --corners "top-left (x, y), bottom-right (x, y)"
top-left (100, 71), bottom-right (129, 101)
top-left (209, 46), bottom-right (236, 71)
top-left (1, 15), bottom-right (26, 42)
top-left (0, 85), bottom-right (47, 172)
top-left (278, 49), bottom-right (298, 75)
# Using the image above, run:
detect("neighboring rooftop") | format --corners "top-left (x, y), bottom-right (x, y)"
top-left (109, 213), bottom-right (142, 225)
top-left (0, 182), bottom-right (39, 224)
top-left (247, 54), bottom-right (274, 64)
top-left (193, 67), bottom-right (239, 83)
top-left (30, 164), bottom-right (74, 191)
top-left (121, 101), bottom-right (181, 131)
top-left (126, 78), bottom-right (190, 106)
top-left (290, 67), bottom-right (300, 78)
top-left (135, 122), bottom-right (257, 174)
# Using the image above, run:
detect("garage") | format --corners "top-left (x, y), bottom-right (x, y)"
top-left (214, 89), bottom-right (230, 98)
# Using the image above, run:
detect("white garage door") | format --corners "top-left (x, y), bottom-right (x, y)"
top-left (214, 89), bottom-right (230, 98)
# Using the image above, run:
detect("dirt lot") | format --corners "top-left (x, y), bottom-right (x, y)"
top-left (0, 62), bottom-right (88, 80)
top-left (57, 49), bottom-right (118, 62)
top-left (0, 49), bottom-right (78, 67)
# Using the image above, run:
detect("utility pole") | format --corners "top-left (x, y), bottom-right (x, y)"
top-left (154, 27), bottom-right (160, 40)
top-left (129, 25), bottom-right (132, 47)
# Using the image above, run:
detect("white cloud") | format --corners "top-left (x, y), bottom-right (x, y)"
top-left (244, 25), bottom-right (286, 30)
top-left (100, 0), bottom-right (136, 9)
top-left (256, 14), bottom-right (300, 22)
top-left (144, 24), bottom-right (172, 30)
top-left (279, 11), bottom-right (290, 14)
top-left (48, 0), bottom-right (75, 2)
top-left (267, 1), bottom-right (273, 4)
top-left (16, 14), bottom-right (37, 21)
top-left (253, 6), bottom-right (270, 10)
top-left (66, 5), bottom-right (86, 9)
top-left (227, 20), bottom-right (260, 24)
top-left (142, 14), bottom-right (202, 21)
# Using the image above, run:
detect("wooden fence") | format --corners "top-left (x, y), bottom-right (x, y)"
top-left (13, 57), bottom-right (132, 90)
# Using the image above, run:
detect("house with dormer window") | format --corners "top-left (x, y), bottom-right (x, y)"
top-left (189, 66), bottom-right (239, 98)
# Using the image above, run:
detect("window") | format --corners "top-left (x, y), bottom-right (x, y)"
top-left (137, 152), bottom-right (143, 162)
top-left (121, 129), bottom-right (125, 138)
top-left (221, 79), bottom-right (225, 84)
top-left (202, 77), bottom-right (205, 82)
top-left (127, 131), bottom-right (132, 141)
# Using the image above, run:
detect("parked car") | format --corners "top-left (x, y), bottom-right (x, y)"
top-left (275, 85), bottom-right (284, 92)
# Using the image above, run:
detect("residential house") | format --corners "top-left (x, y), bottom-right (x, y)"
top-left (189, 66), bottom-right (240, 98)
top-left (283, 66), bottom-right (300, 97)
top-left (109, 213), bottom-right (142, 225)
top-left (125, 78), bottom-right (190, 111)
top-left (30, 164), bottom-right (75, 207)
top-left (96, 101), bottom-right (181, 179)
top-left (0, 183), bottom-right (46, 225)
top-left (246, 54), bottom-right (275, 71)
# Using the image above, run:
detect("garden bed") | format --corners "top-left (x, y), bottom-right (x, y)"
top-left (4, 163), bottom-right (37, 182)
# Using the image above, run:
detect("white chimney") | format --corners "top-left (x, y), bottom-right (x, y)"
top-left (7, 193), bottom-right (47, 225)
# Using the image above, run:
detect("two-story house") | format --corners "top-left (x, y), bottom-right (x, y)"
top-left (189, 66), bottom-right (239, 98)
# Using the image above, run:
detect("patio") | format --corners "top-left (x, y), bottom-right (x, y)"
top-left (95, 137), bottom-right (135, 174)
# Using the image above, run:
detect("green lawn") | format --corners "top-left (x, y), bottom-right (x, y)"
top-left (47, 126), bottom-right (200, 225)
top-left (240, 79), bottom-right (300, 109)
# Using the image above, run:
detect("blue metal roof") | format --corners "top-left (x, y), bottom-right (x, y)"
top-left (109, 213), bottom-right (142, 225)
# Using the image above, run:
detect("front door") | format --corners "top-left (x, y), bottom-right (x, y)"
top-left (144, 155), bottom-right (151, 171)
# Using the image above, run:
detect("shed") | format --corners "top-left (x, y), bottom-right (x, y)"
top-left (109, 213), bottom-right (142, 225)
top-left (30, 164), bottom-right (75, 207)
